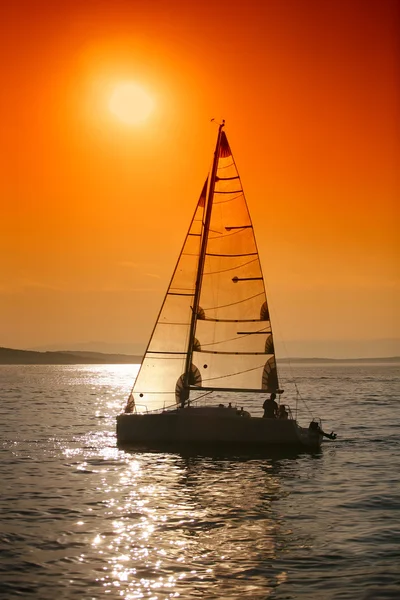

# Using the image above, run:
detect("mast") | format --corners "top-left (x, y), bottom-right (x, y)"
top-left (183, 121), bottom-right (225, 390)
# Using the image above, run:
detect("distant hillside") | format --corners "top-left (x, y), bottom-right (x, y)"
top-left (279, 356), bottom-right (400, 364)
top-left (0, 346), bottom-right (399, 365)
top-left (0, 347), bottom-right (142, 365)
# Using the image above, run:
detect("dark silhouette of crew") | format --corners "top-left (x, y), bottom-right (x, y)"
top-left (278, 404), bottom-right (288, 419)
top-left (309, 420), bottom-right (337, 440)
top-left (263, 393), bottom-right (278, 418)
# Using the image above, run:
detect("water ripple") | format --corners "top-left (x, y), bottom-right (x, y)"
top-left (0, 363), bottom-right (399, 599)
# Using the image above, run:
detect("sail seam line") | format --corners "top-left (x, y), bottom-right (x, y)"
top-left (203, 292), bottom-right (265, 310)
top-left (201, 363), bottom-right (267, 383)
top-left (209, 228), bottom-right (252, 240)
top-left (217, 162), bottom-right (234, 169)
top-left (204, 258), bottom-right (258, 275)
top-left (213, 194), bottom-right (243, 204)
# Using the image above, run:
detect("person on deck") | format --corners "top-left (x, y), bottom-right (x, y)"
top-left (278, 404), bottom-right (288, 419)
top-left (309, 420), bottom-right (337, 440)
top-left (263, 393), bottom-right (278, 418)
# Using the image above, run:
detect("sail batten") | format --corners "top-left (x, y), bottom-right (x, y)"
top-left (204, 317), bottom-right (269, 323)
top-left (214, 190), bottom-right (243, 194)
top-left (198, 350), bottom-right (272, 355)
top-left (167, 292), bottom-right (195, 297)
top-left (206, 252), bottom-right (258, 257)
top-left (189, 386), bottom-right (267, 393)
top-left (148, 351), bottom-right (188, 355)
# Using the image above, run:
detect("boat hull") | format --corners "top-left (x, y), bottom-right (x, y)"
top-left (116, 407), bottom-right (322, 450)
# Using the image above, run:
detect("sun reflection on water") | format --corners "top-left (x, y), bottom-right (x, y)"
top-left (84, 448), bottom-right (289, 598)
top-left (54, 366), bottom-right (292, 597)
top-left (1, 363), bottom-right (397, 598)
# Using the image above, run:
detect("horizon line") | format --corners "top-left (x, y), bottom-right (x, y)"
top-left (0, 346), bottom-right (399, 362)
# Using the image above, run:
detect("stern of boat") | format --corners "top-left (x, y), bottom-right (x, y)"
top-left (295, 423), bottom-right (323, 449)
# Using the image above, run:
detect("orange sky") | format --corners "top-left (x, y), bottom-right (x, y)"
top-left (1, 0), bottom-right (399, 357)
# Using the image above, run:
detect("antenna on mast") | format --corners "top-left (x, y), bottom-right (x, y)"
top-left (211, 118), bottom-right (225, 128)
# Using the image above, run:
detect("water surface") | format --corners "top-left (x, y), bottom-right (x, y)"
top-left (0, 363), bottom-right (399, 599)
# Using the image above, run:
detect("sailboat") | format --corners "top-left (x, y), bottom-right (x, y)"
top-left (117, 122), bottom-right (335, 450)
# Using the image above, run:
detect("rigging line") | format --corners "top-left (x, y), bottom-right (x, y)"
top-left (204, 258), bottom-right (259, 275)
top-left (198, 326), bottom-right (270, 347)
top-left (188, 390), bottom-right (214, 404)
top-left (263, 275), bottom-right (300, 406)
top-left (138, 390), bottom-right (214, 414)
top-left (203, 291), bottom-right (264, 310)
top-left (138, 401), bottom-right (178, 414)
top-left (202, 363), bottom-right (266, 383)
top-left (152, 404), bottom-right (177, 413)
top-left (293, 382), bottom-right (314, 418)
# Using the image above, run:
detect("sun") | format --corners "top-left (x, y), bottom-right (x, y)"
top-left (109, 82), bottom-right (155, 125)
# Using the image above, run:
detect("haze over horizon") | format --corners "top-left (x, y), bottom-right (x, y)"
top-left (22, 338), bottom-right (400, 360)
top-left (1, 0), bottom-right (398, 359)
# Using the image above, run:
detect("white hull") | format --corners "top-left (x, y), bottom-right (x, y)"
top-left (116, 406), bottom-right (322, 450)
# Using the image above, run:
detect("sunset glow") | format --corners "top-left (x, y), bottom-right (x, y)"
top-left (109, 82), bottom-right (154, 125)
top-left (0, 0), bottom-right (398, 358)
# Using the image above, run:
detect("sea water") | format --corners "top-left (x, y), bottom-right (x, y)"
top-left (0, 363), bottom-right (399, 599)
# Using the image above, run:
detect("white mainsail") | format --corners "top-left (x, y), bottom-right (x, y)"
top-left (192, 131), bottom-right (278, 395)
top-left (129, 126), bottom-right (279, 413)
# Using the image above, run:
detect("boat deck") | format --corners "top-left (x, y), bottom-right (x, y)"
top-left (117, 406), bottom-right (321, 449)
